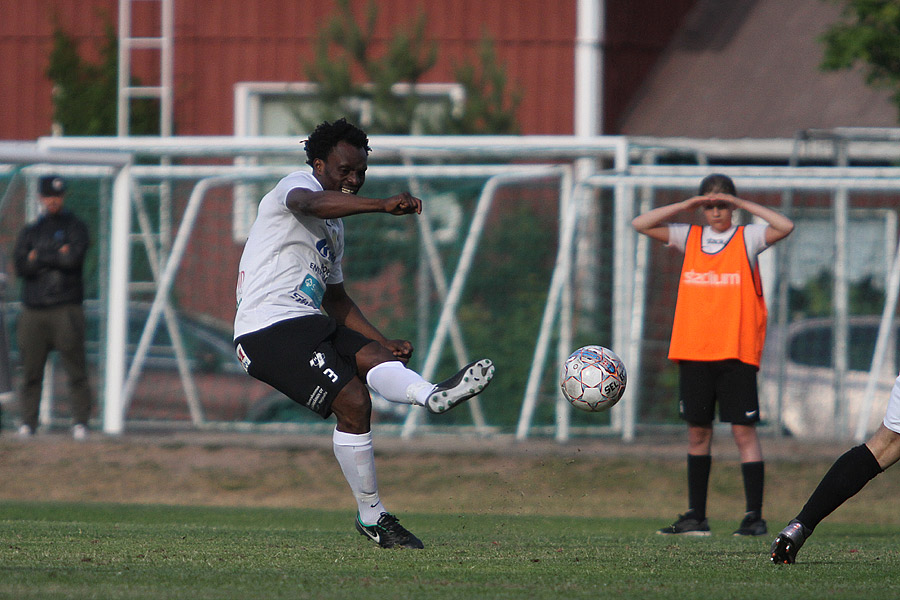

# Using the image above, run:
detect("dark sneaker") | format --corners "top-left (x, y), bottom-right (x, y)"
top-left (425, 359), bottom-right (495, 414)
top-left (656, 511), bottom-right (711, 536)
top-left (770, 520), bottom-right (810, 564)
top-left (355, 512), bottom-right (424, 549)
top-left (733, 511), bottom-right (768, 536)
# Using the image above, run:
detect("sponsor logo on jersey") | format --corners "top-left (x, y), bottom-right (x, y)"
top-left (310, 352), bottom-right (326, 369)
top-left (316, 238), bottom-right (335, 261)
top-left (308, 261), bottom-right (331, 279)
top-left (308, 386), bottom-right (327, 411)
top-left (235, 271), bottom-right (245, 310)
top-left (235, 344), bottom-right (251, 373)
top-left (290, 275), bottom-right (325, 308)
top-left (682, 270), bottom-right (741, 286)
top-left (309, 351), bottom-right (339, 384)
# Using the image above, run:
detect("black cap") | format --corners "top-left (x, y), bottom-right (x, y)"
top-left (39, 175), bottom-right (67, 197)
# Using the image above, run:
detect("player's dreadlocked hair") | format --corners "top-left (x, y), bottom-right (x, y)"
top-left (303, 118), bottom-right (371, 167)
top-left (698, 173), bottom-right (737, 196)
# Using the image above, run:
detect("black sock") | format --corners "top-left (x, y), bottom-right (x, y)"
top-left (687, 454), bottom-right (712, 520)
top-left (741, 461), bottom-right (764, 515)
top-left (795, 444), bottom-right (883, 532)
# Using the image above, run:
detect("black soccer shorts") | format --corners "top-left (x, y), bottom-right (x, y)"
top-left (678, 359), bottom-right (760, 425)
top-left (235, 315), bottom-right (373, 418)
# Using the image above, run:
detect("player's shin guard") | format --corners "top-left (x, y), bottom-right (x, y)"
top-left (333, 428), bottom-right (386, 524)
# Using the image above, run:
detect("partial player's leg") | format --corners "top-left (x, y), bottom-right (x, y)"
top-left (330, 378), bottom-right (423, 549)
top-left (772, 374), bottom-right (900, 564)
top-left (731, 424), bottom-right (766, 536)
top-left (718, 360), bottom-right (767, 536)
top-left (659, 361), bottom-right (716, 535)
top-left (358, 342), bottom-right (494, 414)
top-left (658, 423), bottom-right (713, 535)
top-left (771, 426), bottom-right (898, 564)
top-left (16, 308), bottom-right (51, 435)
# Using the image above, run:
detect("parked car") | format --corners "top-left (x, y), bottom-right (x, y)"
top-left (759, 316), bottom-right (898, 439)
top-left (1, 300), bottom-right (293, 426)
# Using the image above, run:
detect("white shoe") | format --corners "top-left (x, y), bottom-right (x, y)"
top-left (17, 424), bottom-right (33, 438)
top-left (425, 359), bottom-right (495, 414)
top-left (72, 424), bottom-right (88, 441)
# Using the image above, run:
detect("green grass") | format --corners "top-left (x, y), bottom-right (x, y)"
top-left (1, 502), bottom-right (899, 599)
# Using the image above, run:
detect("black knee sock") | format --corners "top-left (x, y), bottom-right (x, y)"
top-left (741, 461), bottom-right (764, 514)
top-left (795, 444), bottom-right (883, 532)
top-left (687, 454), bottom-right (712, 520)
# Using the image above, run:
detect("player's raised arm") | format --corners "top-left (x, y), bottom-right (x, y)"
top-left (631, 195), bottom-right (707, 243)
top-left (287, 188), bottom-right (421, 219)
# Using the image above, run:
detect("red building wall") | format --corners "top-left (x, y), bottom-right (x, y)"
top-left (2, 0), bottom-right (695, 324)
top-left (1, 0), bottom-right (694, 139)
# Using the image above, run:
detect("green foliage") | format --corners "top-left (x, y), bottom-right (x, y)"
top-left (437, 203), bottom-right (553, 426)
top-left (790, 270), bottom-right (886, 317)
top-left (820, 0), bottom-right (900, 121)
top-left (299, 0), bottom-right (520, 134)
top-left (46, 14), bottom-right (161, 136)
top-left (445, 34), bottom-right (523, 135)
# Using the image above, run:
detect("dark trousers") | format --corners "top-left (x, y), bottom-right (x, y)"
top-left (17, 304), bottom-right (91, 429)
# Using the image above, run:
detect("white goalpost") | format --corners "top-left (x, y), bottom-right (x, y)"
top-left (4, 132), bottom-right (900, 442)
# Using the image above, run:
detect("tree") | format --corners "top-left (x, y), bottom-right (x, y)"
top-left (46, 15), bottom-right (160, 136)
top-left (299, 0), bottom-right (521, 135)
top-left (819, 0), bottom-right (900, 121)
top-left (445, 33), bottom-right (523, 135)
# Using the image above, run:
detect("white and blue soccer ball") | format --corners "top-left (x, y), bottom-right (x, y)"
top-left (560, 345), bottom-right (627, 412)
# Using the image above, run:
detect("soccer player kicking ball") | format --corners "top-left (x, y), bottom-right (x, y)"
top-left (234, 118), bottom-right (494, 549)
top-left (771, 378), bottom-right (900, 564)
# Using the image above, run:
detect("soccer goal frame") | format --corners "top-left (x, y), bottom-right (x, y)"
top-left (17, 131), bottom-right (900, 442)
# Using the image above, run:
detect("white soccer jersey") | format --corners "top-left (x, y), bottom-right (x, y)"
top-left (884, 375), bottom-right (900, 434)
top-left (667, 223), bottom-right (769, 267)
top-left (234, 170), bottom-right (344, 339)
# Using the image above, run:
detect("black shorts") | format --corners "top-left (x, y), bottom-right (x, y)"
top-left (234, 315), bottom-right (373, 418)
top-left (678, 359), bottom-right (760, 425)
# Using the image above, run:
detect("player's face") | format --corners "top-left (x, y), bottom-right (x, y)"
top-left (702, 201), bottom-right (733, 233)
top-left (314, 141), bottom-right (368, 194)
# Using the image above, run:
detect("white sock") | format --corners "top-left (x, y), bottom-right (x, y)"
top-left (366, 361), bottom-right (434, 406)
top-left (332, 428), bottom-right (386, 525)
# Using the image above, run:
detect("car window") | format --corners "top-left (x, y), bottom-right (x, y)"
top-left (789, 322), bottom-right (900, 371)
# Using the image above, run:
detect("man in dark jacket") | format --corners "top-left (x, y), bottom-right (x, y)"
top-left (13, 175), bottom-right (91, 439)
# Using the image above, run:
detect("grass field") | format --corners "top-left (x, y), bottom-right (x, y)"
top-left (1, 432), bottom-right (899, 599)
top-left (2, 502), bottom-right (900, 600)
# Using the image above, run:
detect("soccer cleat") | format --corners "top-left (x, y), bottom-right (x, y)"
top-left (770, 520), bottom-right (810, 564)
top-left (425, 359), bottom-right (495, 414)
top-left (656, 511), bottom-right (712, 536)
top-left (355, 512), bottom-right (424, 549)
top-left (733, 511), bottom-right (768, 536)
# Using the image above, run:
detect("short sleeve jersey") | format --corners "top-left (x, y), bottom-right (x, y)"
top-left (234, 171), bottom-right (344, 339)
top-left (667, 223), bottom-right (769, 264)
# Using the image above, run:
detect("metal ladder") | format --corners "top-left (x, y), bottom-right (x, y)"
top-left (117, 0), bottom-right (205, 424)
